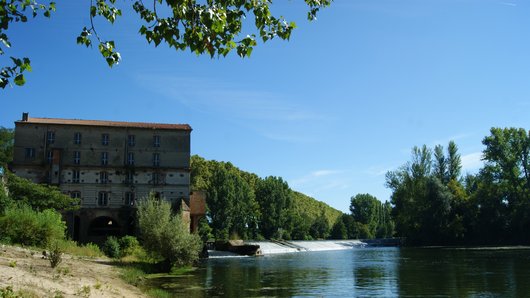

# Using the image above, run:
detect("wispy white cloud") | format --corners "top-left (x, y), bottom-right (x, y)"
top-left (500, 2), bottom-right (517, 7)
top-left (312, 170), bottom-right (342, 177)
top-left (290, 169), bottom-right (343, 187)
top-left (430, 133), bottom-right (472, 147)
top-left (134, 74), bottom-right (328, 142)
top-left (516, 101), bottom-right (530, 107)
top-left (260, 132), bottom-right (317, 143)
top-left (365, 165), bottom-right (396, 177)
top-left (461, 151), bottom-right (483, 172)
top-left (135, 74), bottom-right (324, 121)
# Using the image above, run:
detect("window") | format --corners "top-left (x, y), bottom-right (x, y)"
top-left (125, 192), bottom-right (135, 206)
top-left (47, 131), bottom-right (55, 144)
top-left (153, 153), bottom-right (160, 167)
top-left (74, 132), bottom-right (81, 144)
top-left (71, 191), bottom-right (81, 205)
top-left (100, 171), bottom-right (109, 184)
top-left (46, 150), bottom-right (53, 164)
top-left (153, 135), bottom-right (160, 147)
top-left (102, 133), bottom-right (109, 145)
top-left (128, 135), bottom-right (135, 146)
top-left (152, 172), bottom-right (159, 185)
top-left (97, 192), bottom-right (109, 206)
top-left (126, 170), bottom-right (134, 184)
top-left (72, 170), bottom-right (80, 183)
top-left (127, 152), bottom-right (134, 165)
top-left (74, 151), bottom-right (80, 164)
top-left (25, 148), bottom-right (35, 159)
top-left (101, 152), bottom-right (108, 165)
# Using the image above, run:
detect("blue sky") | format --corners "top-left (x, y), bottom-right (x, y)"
top-left (2, 0), bottom-right (530, 212)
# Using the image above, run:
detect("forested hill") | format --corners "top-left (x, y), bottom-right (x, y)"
top-left (291, 191), bottom-right (342, 232)
top-left (190, 155), bottom-right (342, 240)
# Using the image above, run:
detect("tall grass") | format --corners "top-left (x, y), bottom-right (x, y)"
top-left (62, 240), bottom-right (103, 258)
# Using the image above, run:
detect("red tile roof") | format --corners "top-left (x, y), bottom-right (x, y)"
top-left (16, 117), bottom-right (192, 131)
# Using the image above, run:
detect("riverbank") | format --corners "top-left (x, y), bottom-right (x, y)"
top-left (0, 244), bottom-right (146, 297)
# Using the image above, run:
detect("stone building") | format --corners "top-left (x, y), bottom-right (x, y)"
top-left (11, 113), bottom-right (197, 243)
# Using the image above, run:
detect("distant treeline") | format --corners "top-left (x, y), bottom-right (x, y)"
top-left (6, 126), bottom-right (530, 245)
top-left (387, 127), bottom-right (530, 246)
top-left (191, 155), bottom-right (338, 240)
top-left (191, 155), bottom-right (395, 241)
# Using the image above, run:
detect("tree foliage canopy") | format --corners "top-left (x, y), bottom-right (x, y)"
top-left (0, 127), bottom-right (14, 166)
top-left (190, 155), bottom-right (341, 241)
top-left (136, 194), bottom-right (202, 269)
top-left (386, 142), bottom-right (465, 245)
top-left (4, 171), bottom-right (79, 212)
top-left (385, 128), bottom-right (530, 246)
top-left (1, 0), bottom-right (331, 88)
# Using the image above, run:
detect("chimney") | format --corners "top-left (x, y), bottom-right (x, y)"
top-left (22, 112), bottom-right (28, 121)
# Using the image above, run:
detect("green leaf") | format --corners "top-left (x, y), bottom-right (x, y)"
top-left (14, 74), bottom-right (25, 86)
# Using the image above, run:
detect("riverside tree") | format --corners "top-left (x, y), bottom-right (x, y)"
top-left (386, 142), bottom-right (467, 245)
top-left (136, 194), bottom-right (202, 270)
top-left (0, 127), bottom-right (13, 166)
top-left (1, 0), bottom-right (332, 88)
top-left (473, 128), bottom-right (530, 243)
top-left (255, 176), bottom-right (293, 239)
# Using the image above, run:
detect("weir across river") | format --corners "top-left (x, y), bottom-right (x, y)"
top-left (208, 238), bottom-right (402, 257)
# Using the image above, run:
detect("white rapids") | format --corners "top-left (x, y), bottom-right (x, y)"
top-left (245, 240), bottom-right (366, 255)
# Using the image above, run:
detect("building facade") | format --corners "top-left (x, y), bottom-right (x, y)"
top-left (11, 113), bottom-right (192, 243)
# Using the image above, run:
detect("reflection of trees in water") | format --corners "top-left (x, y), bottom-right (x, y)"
top-left (202, 254), bottom-right (336, 297)
top-left (397, 248), bottom-right (530, 297)
top-left (145, 248), bottom-right (530, 297)
top-left (354, 266), bottom-right (385, 288)
top-left (204, 257), bottom-right (300, 297)
top-left (352, 248), bottom-right (400, 296)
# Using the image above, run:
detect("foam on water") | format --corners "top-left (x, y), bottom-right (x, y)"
top-left (246, 240), bottom-right (366, 255)
top-left (207, 250), bottom-right (249, 258)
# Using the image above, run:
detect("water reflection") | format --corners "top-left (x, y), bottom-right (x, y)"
top-left (146, 247), bottom-right (530, 297)
top-left (397, 248), bottom-right (530, 297)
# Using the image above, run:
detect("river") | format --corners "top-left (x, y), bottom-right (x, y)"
top-left (147, 246), bottom-right (530, 297)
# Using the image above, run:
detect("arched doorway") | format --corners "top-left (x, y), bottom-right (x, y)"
top-left (87, 216), bottom-right (121, 244)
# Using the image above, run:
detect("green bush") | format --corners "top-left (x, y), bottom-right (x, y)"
top-left (137, 195), bottom-right (202, 270)
top-left (102, 236), bottom-right (121, 258)
top-left (0, 206), bottom-right (65, 247)
top-left (48, 241), bottom-right (63, 268)
top-left (118, 235), bottom-right (140, 257)
top-left (5, 172), bottom-right (79, 211)
top-left (101, 236), bottom-right (142, 259)
top-left (0, 183), bottom-right (12, 216)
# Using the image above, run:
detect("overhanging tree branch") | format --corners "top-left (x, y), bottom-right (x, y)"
top-left (1, 0), bottom-right (332, 90)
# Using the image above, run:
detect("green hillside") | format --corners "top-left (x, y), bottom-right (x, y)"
top-left (190, 155), bottom-right (343, 240)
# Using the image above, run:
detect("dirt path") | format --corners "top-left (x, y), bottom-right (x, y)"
top-left (0, 244), bottom-right (146, 298)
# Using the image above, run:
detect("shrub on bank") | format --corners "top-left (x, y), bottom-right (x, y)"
top-left (102, 236), bottom-right (121, 258)
top-left (137, 196), bottom-right (202, 269)
top-left (118, 235), bottom-right (141, 257)
top-left (102, 235), bottom-right (143, 259)
top-left (0, 206), bottom-right (65, 247)
top-left (48, 240), bottom-right (63, 268)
